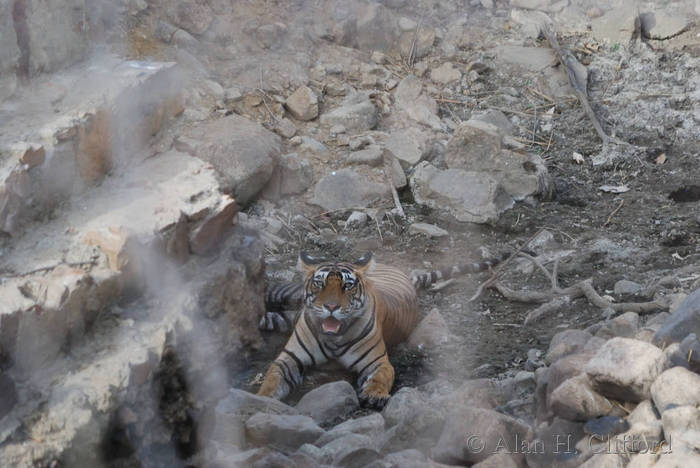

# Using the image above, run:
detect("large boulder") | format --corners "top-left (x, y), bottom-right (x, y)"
top-left (204, 389), bottom-right (299, 448)
top-left (653, 289), bottom-right (700, 346)
top-left (650, 367), bottom-right (700, 412)
top-left (585, 338), bottom-right (668, 402)
top-left (445, 119), bottom-right (552, 202)
top-left (295, 381), bottom-right (359, 425)
top-left (410, 162), bottom-right (511, 223)
top-left (245, 412), bottom-right (325, 451)
top-left (394, 75), bottom-right (442, 130)
top-left (178, 114), bottom-right (281, 207)
top-left (320, 92), bottom-right (378, 132)
top-left (432, 406), bottom-right (532, 465)
top-left (311, 169), bottom-right (390, 211)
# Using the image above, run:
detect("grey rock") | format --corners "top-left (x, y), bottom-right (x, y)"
top-left (439, 378), bottom-right (506, 410)
top-left (660, 405), bottom-right (700, 443)
top-left (641, 12), bottom-right (691, 39)
top-left (653, 289), bottom-right (700, 346)
top-left (509, 8), bottom-right (552, 39)
top-left (407, 308), bottom-right (454, 349)
top-left (345, 211), bottom-right (369, 229)
top-left (385, 128), bottom-right (431, 169)
top-left (546, 329), bottom-right (593, 364)
top-left (395, 76), bottom-right (442, 130)
top-left (245, 412), bottom-right (325, 451)
top-left (320, 94), bottom-right (378, 132)
top-left (311, 169), bottom-right (390, 211)
top-left (526, 417), bottom-right (585, 468)
top-left (285, 86), bottom-right (319, 121)
top-left (349, 135), bottom-right (375, 151)
top-left (596, 312), bottom-right (640, 340)
top-left (398, 17), bottom-right (417, 31)
top-left (472, 452), bottom-right (519, 468)
top-left (0, 374), bottom-right (17, 420)
top-left (616, 400), bottom-right (663, 452)
top-left (180, 114), bottom-right (281, 207)
top-left (356, 3), bottom-right (400, 53)
top-left (207, 389), bottom-right (298, 447)
top-left (432, 406), bottom-right (532, 465)
top-left (550, 374), bottom-right (615, 421)
top-left (614, 280), bottom-right (643, 296)
top-left (408, 223), bottom-right (448, 238)
top-left (314, 413), bottom-right (385, 447)
top-left (273, 117), bottom-right (297, 138)
top-left (347, 145), bottom-right (384, 166)
top-left (296, 443), bottom-right (323, 460)
top-left (495, 45), bottom-right (557, 72)
top-left (22, 0), bottom-right (88, 76)
top-left (650, 367), bottom-right (700, 412)
top-left (385, 151), bottom-right (407, 189)
top-left (445, 119), bottom-right (551, 202)
top-left (430, 62), bottom-right (462, 85)
top-left (382, 449), bottom-right (429, 468)
top-left (379, 387), bottom-right (445, 452)
top-left (585, 338), bottom-right (668, 402)
top-left (579, 453), bottom-right (626, 468)
top-left (295, 381), bottom-right (359, 425)
top-left (546, 352), bottom-right (594, 409)
top-left (591, 1), bottom-right (638, 45)
top-left (255, 22), bottom-right (287, 50)
top-left (676, 333), bottom-right (700, 373)
top-left (471, 109), bottom-right (515, 136)
top-left (410, 162), bottom-right (510, 224)
top-left (318, 433), bottom-right (378, 466)
top-left (263, 153), bottom-right (313, 200)
top-left (583, 416), bottom-right (629, 437)
top-left (166, 1), bottom-right (214, 35)
top-left (299, 136), bottom-right (329, 154)
top-left (398, 28), bottom-right (435, 60)
top-left (654, 453), bottom-right (700, 468)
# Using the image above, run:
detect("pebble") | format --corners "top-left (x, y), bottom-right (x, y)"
top-left (408, 223), bottom-right (449, 238)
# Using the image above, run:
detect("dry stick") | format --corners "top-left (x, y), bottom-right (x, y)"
top-left (468, 228), bottom-right (545, 303)
top-left (4, 261), bottom-right (97, 279)
top-left (603, 199), bottom-right (625, 227)
top-left (390, 185), bottom-right (406, 219)
top-left (543, 25), bottom-right (626, 147)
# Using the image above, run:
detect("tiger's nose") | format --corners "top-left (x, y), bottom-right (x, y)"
top-left (324, 303), bottom-right (340, 312)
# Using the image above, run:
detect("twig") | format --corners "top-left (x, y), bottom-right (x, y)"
top-left (603, 199), bottom-right (624, 227)
top-left (390, 185), bottom-right (406, 219)
top-left (375, 216), bottom-right (383, 243)
top-left (543, 24), bottom-right (627, 147)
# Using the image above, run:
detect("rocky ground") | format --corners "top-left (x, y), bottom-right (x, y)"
top-left (1, 0), bottom-right (700, 467)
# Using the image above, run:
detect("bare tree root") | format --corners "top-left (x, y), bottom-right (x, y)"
top-left (489, 252), bottom-right (670, 324)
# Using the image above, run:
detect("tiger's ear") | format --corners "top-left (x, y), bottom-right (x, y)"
top-left (354, 251), bottom-right (375, 275)
top-left (299, 251), bottom-right (323, 275)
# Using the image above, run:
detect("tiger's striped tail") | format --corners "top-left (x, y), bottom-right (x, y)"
top-left (261, 282), bottom-right (305, 332)
top-left (410, 253), bottom-right (510, 290)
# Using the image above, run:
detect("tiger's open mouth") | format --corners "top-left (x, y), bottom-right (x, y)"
top-left (321, 317), bottom-right (342, 334)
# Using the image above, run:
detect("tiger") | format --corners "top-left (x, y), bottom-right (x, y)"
top-left (256, 251), bottom-right (507, 408)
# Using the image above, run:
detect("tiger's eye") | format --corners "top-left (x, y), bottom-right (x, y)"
top-left (343, 281), bottom-right (356, 290)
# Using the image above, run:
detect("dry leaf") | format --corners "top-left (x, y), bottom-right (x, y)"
top-left (655, 153), bottom-right (667, 165)
top-left (573, 152), bottom-right (585, 164)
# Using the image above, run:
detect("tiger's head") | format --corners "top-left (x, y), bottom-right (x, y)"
top-left (299, 251), bottom-right (374, 337)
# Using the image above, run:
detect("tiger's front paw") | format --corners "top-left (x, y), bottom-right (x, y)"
top-left (259, 312), bottom-right (290, 333)
top-left (359, 383), bottom-right (390, 410)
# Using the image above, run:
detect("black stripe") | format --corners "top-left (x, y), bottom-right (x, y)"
top-left (305, 313), bottom-right (330, 360)
top-left (274, 361), bottom-right (295, 389)
top-left (283, 348), bottom-right (304, 376)
top-left (358, 351), bottom-right (386, 376)
top-left (336, 307), bottom-right (376, 357)
top-left (279, 360), bottom-right (299, 386)
top-left (294, 329), bottom-right (316, 367)
top-left (350, 337), bottom-right (382, 370)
